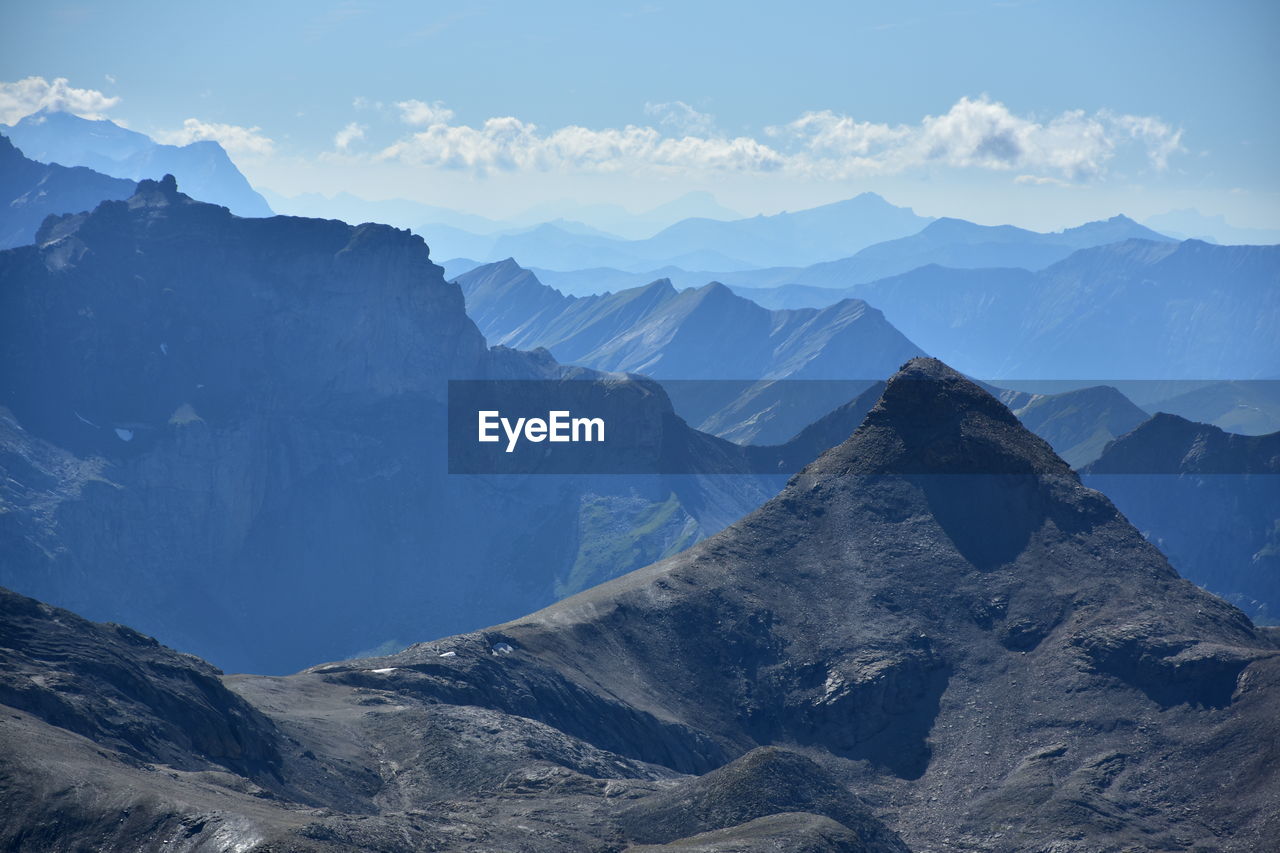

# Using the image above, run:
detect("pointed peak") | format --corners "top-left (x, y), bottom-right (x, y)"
top-left (810, 358), bottom-right (1073, 478)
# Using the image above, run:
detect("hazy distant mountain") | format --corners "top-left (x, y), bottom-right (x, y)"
top-left (720, 214), bottom-right (1173, 292)
top-left (1144, 380), bottom-right (1280, 435)
top-left (521, 263), bottom-right (721, 296)
top-left (1145, 208), bottom-right (1280, 245)
top-left (457, 259), bottom-right (925, 442)
top-left (260, 187), bottom-right (509, 233)
top-left (629, 192), bottom-right (933, 268)
top-left (729, 239), bottom-right (1279, 380)
top-left (999, 384), bottom-right (1150, 467)
top-left (429, 192), bottom-right (933, 274)
top-left (5, 110), bottom-right (272, 217)
top-left (510, 190), bottom-right (743, 239)
top-left (1084, 414), bottom-right (1280, 623)
top-left (0, 133), bottom-right (134, 248)
top-left (516, 213), bottom-right (1173, 298)
top-left (483, 221), bottom-right (757, 272)
top-left (6, 360), bottom-right (1276, 852)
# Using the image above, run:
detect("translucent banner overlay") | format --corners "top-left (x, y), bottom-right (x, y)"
top-left (446, 379), bottom-right (1279, 475)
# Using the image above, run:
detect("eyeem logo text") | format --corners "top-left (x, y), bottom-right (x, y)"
top-left (478, 410), bottom-right (606, 453)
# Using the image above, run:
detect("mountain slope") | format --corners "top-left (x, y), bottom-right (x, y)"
top-left (1001, 384), bottom-right (1151, 467)
top-left (1144, 380), bottom-right (1280, 435)
top-left (5, 359), bottom-right (1275, 852)
top-left (1083, 414), bottom-right (1280, 622)
top-left (0, 134), bottom-right (135, 248)
top-left (733, 240), bottom-right (1279, 380)
top-left (457, 259), bottom-right (925, 442)
top-left (6, 110), bottom-right (272, 217)
top-left (322, 359), bottom-right (1280, 850)
top-left (0, 177), bottom-right (786, 674)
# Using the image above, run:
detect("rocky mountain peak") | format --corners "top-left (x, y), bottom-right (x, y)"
top-left (810, 357), bottom-right (1072, 479)
top-left (127, 172), bottom-right (186, 209)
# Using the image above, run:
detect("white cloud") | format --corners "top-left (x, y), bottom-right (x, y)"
top-left (154, 118), bottom-right (276, 158)
top-left (369, 95), bottom-right (1182, 183)
top-left (0, 76), bottom-right (120, 124)
top-left (334, 121), bottom-right (366, 150)
top-left (643, 100), bottom-right (717, 136)
top-left (772, 96), bottom-right (1183, 180)
top-left (380, 115), bottom-right (783, 177)
top-left (396, 99), bottom-right (455, 126)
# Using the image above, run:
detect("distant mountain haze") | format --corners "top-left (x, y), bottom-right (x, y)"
top-left (732, 240), bottom-right (1279, 380)
top-left (418, 191), bottom-right (933, 273)
top-left (5, 110), bottom-right (273, 218)
top-left (0, 133), bottom-right (135, 249)
top-left (456, 259), bottom-right (926, 443)
top-left (508, 213), bottom-right (1175, 298)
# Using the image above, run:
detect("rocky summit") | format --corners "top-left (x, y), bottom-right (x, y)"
top-left (1, 359), bottom-right (1275, 852)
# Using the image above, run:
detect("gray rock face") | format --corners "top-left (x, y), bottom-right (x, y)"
top-left (0, 586), bottom-right (280, 776)
top-left (1, 359), bottom-right (1277, 851)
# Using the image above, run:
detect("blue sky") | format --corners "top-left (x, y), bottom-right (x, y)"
top-left (2, 0), bottom-right (1277, 229)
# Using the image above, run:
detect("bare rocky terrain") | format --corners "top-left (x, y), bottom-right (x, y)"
top-left (2, 359), bottom-right (1276, 852)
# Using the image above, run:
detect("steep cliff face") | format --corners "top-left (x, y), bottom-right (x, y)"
top-left (0, 178), bottom-right (779, 673)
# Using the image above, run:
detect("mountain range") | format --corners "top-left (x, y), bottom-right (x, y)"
top-left (0, 133), bottom-right (135, 249)
top-left (423, 192), bottom-right (934, 272)
top-left (729, 239), bottom-right (1279, 380)
top-left (491, 213), bottom-right (1170, 297)
top-left (4, 110), bottom-right (273, 218)
top-left (456, 258), bottom-right (925, 443)
top-left (0, 176), bottom-right (793, 674)
top-left (1145, 208), bottom-right (1280, 245)
top-left (3, 359), bottom-right (1277, 851)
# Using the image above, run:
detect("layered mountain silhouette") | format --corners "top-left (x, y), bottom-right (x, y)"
top-left (517, 213), bottom-right (1170, 297)
top-left (0, 133), bottom-right (135, 248)
top-left (1145, 208), bottom-right (1280, 245)
top-left (722, 214), bottom-right (1173, 291)
top-left (1143, 380), bottom-right (1280, 435)
top-left (2, 359), bottom-right (1276, 851)
top-left (0, 176), bottom-right (793, 673)
top-left (1083, 414), bottom-right (1280, 623)
top-left (731, 240), bottom-right (1279, 379)
top-left (425, 192), bottom-right (933, 272)
top-left (457, 258), bottom-right (925, 442)
top-left (5, 110), bottom-right (272, 217)
top-left (997, 384), bottom-right (1151, 467)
